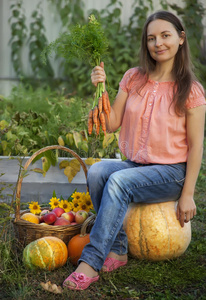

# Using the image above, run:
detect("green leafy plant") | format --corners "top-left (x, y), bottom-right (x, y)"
top-left (42, 14), bottom-right (109, 106)
top-left (28, 2), bottom-right (54, 78)
top-left (0, 84), bottom-right (120, 161)
top-left (167, 0), bottom-right (206, 84)
top-left (48, 0), bottom-right (85, 28)
top-left (8, 1), bottom-right (27, 76)
top-left (41, 14), bottom-right (108, 67)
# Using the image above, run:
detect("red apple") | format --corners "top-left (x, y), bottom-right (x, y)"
top-left (43, 212), bottom-right (57, 224)
top-left (62, 211), bottom-right (75, 223)
top-left (40, 209), bottom-right (50, 216)
top-left (39, 209), bottom-right (50, 223)
top-left (39, 216), bottom-right (44, 223)
top-left (53, 217), bottom-right (71, 226)
top-left (75, 210), bottom-right (88, 224)
top-left (52, 207), bottom-right (65, 217)
top-left (71, 222), bottom-right (78, 225)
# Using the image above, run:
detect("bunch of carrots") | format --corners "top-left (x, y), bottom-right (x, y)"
top-left (88, 89), bottom-right (111, 136)
top-left (88, 61), bottom-right (111, 136)
top-left (41, 14), bottom-right (111, 136)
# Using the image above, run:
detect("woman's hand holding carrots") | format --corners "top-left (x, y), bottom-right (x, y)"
top-left (91, 62), bottom-right (106, 87)
top-left (88, 62), bottom-right (111, 136)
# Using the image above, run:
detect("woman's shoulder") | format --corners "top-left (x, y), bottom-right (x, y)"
top-left (190, 81), bottom-right (205, 96)
top-left (119, 67), bottom-right (147, 93)
top-left (120, 67), bottom-right (145, 87)
top-left (122, 67), bottom-right (143, 79)
top-left (186, 81), bottom-right (206, 109)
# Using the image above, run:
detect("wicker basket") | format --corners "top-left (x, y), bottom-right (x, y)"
top-left (13, 145), bottom-right (94, 247)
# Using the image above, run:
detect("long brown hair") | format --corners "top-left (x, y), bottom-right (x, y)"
top-left (139, 11), bottom-right (197, 115)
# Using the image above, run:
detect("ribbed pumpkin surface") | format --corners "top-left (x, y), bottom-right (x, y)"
top-left (123, 201), bottom-right (191, 261)
top-left (23, 236), bottom-right (68, 270)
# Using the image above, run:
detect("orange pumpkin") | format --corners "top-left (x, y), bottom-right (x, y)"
top-left (123, 201), bottom-right (191, 261)
top-left (67, 233), bottom-right (90, 265)
top-left (67, 216), bottom-right (92, 265)
top-left (23, 236), bottom-right (68, 270)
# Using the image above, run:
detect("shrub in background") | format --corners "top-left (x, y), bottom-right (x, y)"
top-left (0, 84), bottom-right (119, 158)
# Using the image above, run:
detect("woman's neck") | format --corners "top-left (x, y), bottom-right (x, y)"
top-left (149, 62), bottom-right (174, 82)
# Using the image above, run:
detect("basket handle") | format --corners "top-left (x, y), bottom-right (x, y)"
top-left (80, 213), bottom-right (96, 235)
top-left (15, 145), bottom-right (88, 221)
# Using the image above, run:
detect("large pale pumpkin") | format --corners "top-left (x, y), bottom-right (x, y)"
top-left (123, 201), bottom-right (191, 261)
top-left (23, 236), bottom-right (68, 270)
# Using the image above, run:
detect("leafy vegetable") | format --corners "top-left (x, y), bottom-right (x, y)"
top-left (41, 15), bottom-right (109, 108)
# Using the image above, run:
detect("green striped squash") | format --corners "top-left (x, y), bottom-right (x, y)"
top-left (23, 236), bottom-right (68, 270)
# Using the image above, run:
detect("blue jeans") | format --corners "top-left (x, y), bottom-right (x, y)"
top-left (79, 160), bottom-right (186, 271)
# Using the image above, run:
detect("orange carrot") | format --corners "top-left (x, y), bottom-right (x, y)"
top-left (102, 91), bottom-right (110, 121)
top-left (105, 90), bottom-right (111, 113)
top-left (93, 106), bottom-right (99, 128)
top-left (99, 112), bottom-right (106, 136)
top-left (88, 110), bottom-right (93, 135)
top-left (98, 96), bottom-right (103, 114)
top-left (96, 116), bottom-right (100, 135)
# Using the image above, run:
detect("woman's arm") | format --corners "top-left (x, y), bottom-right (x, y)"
top-left (91, 63), bottom-right (128, 132)
top-left (176, 105), bottom-right (206, 227)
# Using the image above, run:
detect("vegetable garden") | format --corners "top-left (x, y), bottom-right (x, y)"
top-left (0, 0), bottom-right (206, 298)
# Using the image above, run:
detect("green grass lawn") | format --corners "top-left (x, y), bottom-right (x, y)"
top-left (0, 146), bottom-right (206, 300)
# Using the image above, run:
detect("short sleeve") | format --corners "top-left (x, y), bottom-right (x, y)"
top-left (119, 67), bottom-right (139, 93)
top-left (186, 82), bottom-right (206, 109)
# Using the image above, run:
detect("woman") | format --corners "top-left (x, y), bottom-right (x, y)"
top-left (63, 10), bottom-right (206, 290)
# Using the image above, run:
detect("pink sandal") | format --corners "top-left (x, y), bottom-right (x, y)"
top-left (102, 257), bottom-right (128, 272)
top-left (63, 272), bottom-right (99, 290)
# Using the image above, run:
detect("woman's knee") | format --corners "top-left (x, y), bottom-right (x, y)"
top-left (106, 172), bottom-right (129, 200)
top-left (87, 161), bottom-right (110, 187)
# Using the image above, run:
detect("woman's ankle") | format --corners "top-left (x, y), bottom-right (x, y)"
top-left (106, 252), bottom-right (128, 261)
top-left (75, 262), bottom-right (98, 278)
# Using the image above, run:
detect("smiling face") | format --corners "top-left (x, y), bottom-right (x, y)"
top-left (146, 19), bottom-right (184, 67)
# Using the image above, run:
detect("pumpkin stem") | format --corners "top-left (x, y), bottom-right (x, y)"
top-left (79, 233), bottom-right (88, 238)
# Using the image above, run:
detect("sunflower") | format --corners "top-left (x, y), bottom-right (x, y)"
top-left (78, 201), bottom-right (89, 212)
top-left (59, 200), bottom-right (73, 212)
top-left (84, 192), bottom-right (94, 211)
top-left (72, 198), bottom-right (82, 212)
top-left (49, 197), bottom-right (60, 209)
top-left (29, 201), bottom-right (41, 215)
top-left (71, 191), bottom-right (83, 202)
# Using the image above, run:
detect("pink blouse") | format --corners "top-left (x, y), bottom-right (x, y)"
top-left (119, 67), bottom-right (206, 164)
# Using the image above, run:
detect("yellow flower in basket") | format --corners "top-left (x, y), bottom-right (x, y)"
top-left (71, 191), bottom-right (83, 202)
top-left (49, 197), bottom-right (60, 209)
top-left (70, 191), bottom-right (83, 212)
top-left (29, 201), bottom-right (41, 215)
top-left (84, 192), bottom-right (93, 211)
top-left (28, 190), bottom-right (94, 217)
top-left (59, 200), bottom-right (73, 212)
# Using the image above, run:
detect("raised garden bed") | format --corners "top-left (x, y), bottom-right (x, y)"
top-left (0, 156), bottom-right (121, 204)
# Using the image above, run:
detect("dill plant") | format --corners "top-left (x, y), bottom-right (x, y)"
top-left (41, 15), bottom-right (109, 106)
